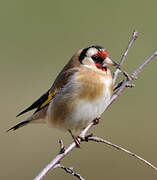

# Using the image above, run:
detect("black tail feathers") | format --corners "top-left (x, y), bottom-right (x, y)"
top-left (7, 120), bottom-right (30, 132)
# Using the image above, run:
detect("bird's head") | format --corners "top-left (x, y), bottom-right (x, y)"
top-left (79, 45), bottom-right (117, 71)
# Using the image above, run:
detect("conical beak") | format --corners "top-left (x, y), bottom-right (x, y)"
top-left (102, 57), bottom-right (118, 67)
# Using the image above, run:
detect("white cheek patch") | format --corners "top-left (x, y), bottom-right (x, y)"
top-left (86, 48), bottom-right (98, 57)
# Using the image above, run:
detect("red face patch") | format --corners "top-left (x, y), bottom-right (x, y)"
top-left (92, 50), bottom-right (109, 72)
top-left (96, 50), bottom-right (109, 59)
top-left (95, 63), bottom-right (107, 72)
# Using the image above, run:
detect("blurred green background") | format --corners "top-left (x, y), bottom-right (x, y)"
top-left (1, 0), bottom-right (157, 179)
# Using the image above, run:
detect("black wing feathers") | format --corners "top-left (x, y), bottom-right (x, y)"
top-left (16, 90), bottom-right (50, 117)
top-left (7, 119), bottom-right (30, 131)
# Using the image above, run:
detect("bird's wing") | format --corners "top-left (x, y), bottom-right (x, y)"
top-left (16, 89), bottom-right (57, 117)
top-left (17, 54), bottom-right (81, 117)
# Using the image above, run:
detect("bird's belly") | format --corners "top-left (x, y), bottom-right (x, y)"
top-left (63, 88), bottom-right (111, 130)
top-left (47, 69), bottom-right (113, 131)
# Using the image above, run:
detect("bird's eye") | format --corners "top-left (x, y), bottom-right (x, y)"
top-left (91, 55), bottom-right (103, 63)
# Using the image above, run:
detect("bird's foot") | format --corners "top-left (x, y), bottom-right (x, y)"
top-left (68, 129), bottom-right (81, 148)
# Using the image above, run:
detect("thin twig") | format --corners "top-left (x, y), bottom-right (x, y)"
top-left (131, 50), bottom-right (157, 79)
top-left (86, 136), bottom-right (157, 171)
top-left (34, 32), bottom-right (157, 180)
top-left (59, 139), bottom-right (65, 154)
top-left (54, 164), bottom-right (85, 180)
top-left (113, 30), bottom-right (138, 84)
top-left (114, 80), bottom-right (124, 90)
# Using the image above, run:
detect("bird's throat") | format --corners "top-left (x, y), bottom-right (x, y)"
top-left (95, 63), bottom-right (107, 72)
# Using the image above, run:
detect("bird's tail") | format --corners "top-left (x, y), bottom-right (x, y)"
top-left (7, 118), bottom-right (32, 132)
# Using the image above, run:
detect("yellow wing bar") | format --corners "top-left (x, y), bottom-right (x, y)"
top-left (40, 89), bottom-right (57, 109)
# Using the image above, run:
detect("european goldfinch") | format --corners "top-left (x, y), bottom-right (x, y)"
top-left (8, 45), bottom-right (117, 145)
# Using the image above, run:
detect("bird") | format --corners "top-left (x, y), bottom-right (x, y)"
top-left (7, 45), bottom-right (117, 146)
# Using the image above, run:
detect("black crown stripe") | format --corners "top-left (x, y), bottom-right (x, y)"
top-left (79, 45), bottom-right (104, 63)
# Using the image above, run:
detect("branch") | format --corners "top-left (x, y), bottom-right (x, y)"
top-left (131, 50), bottom-right (157, 79)
top-left (113, 30), bottom-right (138, 84)
top-left (85, 135), bottom-right (157, 171)
top-left (109, 49), bottom-right (157, 105)
top-left (54, 164), bottom-right (85, 180)
top-left (34, 31), bottom-right (157, 180)
top-left (34, 122), bottom-right (94, 180)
